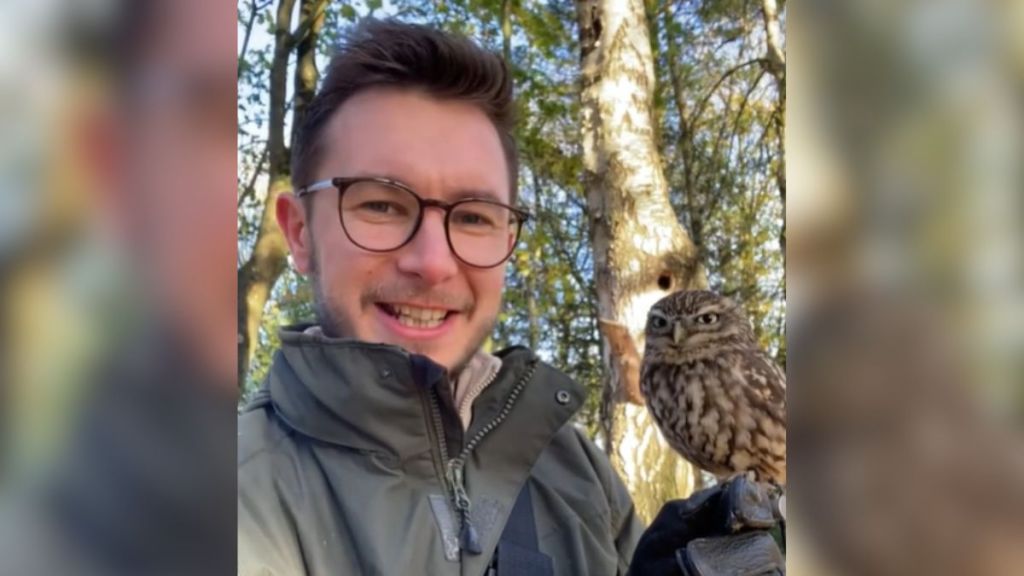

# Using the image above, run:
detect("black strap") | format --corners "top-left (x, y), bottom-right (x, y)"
top-left (492, 484), bottom-right (554, 576)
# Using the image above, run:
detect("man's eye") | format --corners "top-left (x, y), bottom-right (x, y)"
top-left (365, 202), bottom-right (390, 213)
top-left (454, 212), bottom-right (495, 227)
top-left (360, 201), bottom-right (402, 215)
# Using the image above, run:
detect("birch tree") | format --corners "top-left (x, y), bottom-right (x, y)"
top-left (576, 0), bottom-right (707, 521)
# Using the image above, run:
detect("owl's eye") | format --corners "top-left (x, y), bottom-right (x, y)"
top-left (649, 315), bottom-right (669, 330)
top-left (696, 312), bottom-right (719, 325)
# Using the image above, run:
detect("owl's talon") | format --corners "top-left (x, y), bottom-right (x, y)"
top-left (774, 493), bottom-right (786, 522)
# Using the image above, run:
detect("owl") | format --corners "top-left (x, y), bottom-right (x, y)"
top-left (640, 290), bottom-right (786, 486)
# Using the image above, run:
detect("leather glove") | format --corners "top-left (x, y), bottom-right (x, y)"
top-left (629, 476), bottom-right (785, 576)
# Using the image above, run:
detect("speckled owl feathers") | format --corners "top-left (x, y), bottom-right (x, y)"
top-left (640, 290), bottom-right (786, 485)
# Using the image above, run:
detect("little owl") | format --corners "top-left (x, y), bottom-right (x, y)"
top-left (641, 290), bottom-right (786, 485)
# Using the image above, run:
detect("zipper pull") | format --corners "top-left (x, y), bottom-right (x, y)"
top-left (446, 458), bottom-right (482, 555)
top-left (460, 517), bottom-right (482, 555)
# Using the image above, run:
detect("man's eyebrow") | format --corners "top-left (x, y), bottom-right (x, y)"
top-left (349, 173), bottom-right (508, 204)
top-left (448, 188), bottom-right (505, 203)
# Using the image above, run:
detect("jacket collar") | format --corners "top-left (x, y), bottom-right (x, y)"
top-left (300, 326), bottom-right (505, 431)
top-left (262, 326), bottom-right (550, 462)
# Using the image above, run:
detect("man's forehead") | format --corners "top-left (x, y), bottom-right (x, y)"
top-left (319, 90), bottom-right (511, 203)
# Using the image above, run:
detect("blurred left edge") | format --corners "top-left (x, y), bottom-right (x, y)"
top-left (1, 0), bottom-right (238, 575)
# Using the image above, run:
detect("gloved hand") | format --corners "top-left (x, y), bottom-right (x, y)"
top-left (629, 476), bottom-right (785, 576)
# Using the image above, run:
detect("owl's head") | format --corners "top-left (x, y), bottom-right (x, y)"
top-left (644, 290), bottom-right (756, 357)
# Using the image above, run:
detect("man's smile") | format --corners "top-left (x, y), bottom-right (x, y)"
top-left (373, 301), bottom-right (466, 341)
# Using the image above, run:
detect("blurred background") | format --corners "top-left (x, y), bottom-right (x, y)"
top-left (0, 0), bottom-right (1020, 574)
top-left (787, 1), bottom-right (1024, 574)
top-left (1, 0), bottom-right (236, 573)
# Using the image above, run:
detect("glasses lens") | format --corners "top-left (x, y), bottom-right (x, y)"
top-left (448, 201), bottom-right (521, 267)
top-left (340, 181), bottom-right (420, 250)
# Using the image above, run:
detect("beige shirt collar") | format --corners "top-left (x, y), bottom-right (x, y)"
top-left (451, 349), bottom-right (502, 430)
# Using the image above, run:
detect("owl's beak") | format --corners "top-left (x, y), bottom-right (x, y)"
top-left (673, 321), bottom-right (686, 344)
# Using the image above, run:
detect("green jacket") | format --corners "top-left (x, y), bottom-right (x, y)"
top-left (238, 329), bottom-right (644, 575)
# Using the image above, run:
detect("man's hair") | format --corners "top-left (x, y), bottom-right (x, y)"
top-left (291, 19), bottom-right (518, 203)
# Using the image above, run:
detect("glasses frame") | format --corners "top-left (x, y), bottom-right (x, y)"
top-left (296, 176), bottom-right (531, 269)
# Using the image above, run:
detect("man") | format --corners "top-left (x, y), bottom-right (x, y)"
top-left (238, 19), bottom-right (783, 576)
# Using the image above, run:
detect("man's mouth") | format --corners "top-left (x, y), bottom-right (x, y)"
top-left (376, 303), bottom-right (455, 329)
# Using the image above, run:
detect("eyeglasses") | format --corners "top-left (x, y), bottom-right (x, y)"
top-left (296, 177), bottom-right (531, 269)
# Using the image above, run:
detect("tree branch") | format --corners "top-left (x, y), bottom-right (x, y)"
top-left (685, 58), bottom-right (764, 134)
top-left (238, 145), bottom-right (269, 209)
top-left (239, 0), bottom-right (274, 74)
top-left (289, 0), bottom-right (329, 47)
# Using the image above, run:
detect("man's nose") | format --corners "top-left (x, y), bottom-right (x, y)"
top-left (395, 210), bottom-right (459, 284)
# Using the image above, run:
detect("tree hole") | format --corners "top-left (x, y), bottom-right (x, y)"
top-left (657, 273), bottom-right (673, 291)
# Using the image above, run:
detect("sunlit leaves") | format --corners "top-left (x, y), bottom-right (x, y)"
top-left (237, 0), bottom-right (785, 396)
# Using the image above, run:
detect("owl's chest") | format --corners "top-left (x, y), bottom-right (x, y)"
top-left (642, 360), bottom-right (730, 425)
top-left (643, 360), bottom-right (747, 453)
top-left (642, 358), bottom-right (721, 398)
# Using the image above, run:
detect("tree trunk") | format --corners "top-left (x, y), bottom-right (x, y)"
top-left (237, 0), bottom-right (326, 386)
top-left (760, 0), bottom-right (786, 81)
top-left (292, 0), bottom-right (327, 149)
top-left (760, 0), bottom-right (786, 272)
top-left (500, 0), bottom-right (513, 63)
top-left (576, 0), bottom-right (707, 522)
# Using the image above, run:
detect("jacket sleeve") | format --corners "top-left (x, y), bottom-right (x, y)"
top-left (609, 466), bottom-right (646, 575)
top-left (238, 481), bottom-right (305, 576)
top-left (237, 410), bottom-right (307, 576)
top-left (570, 427), bottom-right (647, 575)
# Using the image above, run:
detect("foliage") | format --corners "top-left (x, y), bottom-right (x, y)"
top-left (237, 0), bottom-right (785, 433)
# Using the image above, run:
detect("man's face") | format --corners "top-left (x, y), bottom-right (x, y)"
top-left (284, 89), bottom-right (511, 372)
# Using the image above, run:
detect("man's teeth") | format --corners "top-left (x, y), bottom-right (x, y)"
top-left (390, 305), bottom-right (448, 328)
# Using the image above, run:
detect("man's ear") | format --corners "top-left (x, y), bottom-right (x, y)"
top-left (276, 193), bottom-right (313, 274)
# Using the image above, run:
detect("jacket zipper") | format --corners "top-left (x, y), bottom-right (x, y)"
top-left (426, 358), bottom-right (538, 557)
